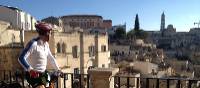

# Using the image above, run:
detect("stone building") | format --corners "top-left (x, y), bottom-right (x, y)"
top-left (148, 28), bottom-right (200, 58)
top-left (0, 5), bottom-right (37, 30)
top-left (42, 15), bottom-right (112, 32)
top-left (102, 20), bottom-right (112, 29)
top-left (0, 19), bottom-right (111, 88)
top-left (41, 16), bottom-right (61, 26)
top-left (147, 12), bottom-right (200, 59)
top-left (0, 18), bottom-right (110, 75)
top-left (162, 24), bottom-right (176, 36)
top-left (132, 61), bottom-right (158, 75)
top-left (23, 30), bottom-right (110, 74)
top-left (61, 15), bottom-right (102, 30)
top-left (109, 39), bottom-right (163, 63)
top-left (0, 21), bottom-right (23, 72)
top-left (0, 21), bottom-right (21, 46)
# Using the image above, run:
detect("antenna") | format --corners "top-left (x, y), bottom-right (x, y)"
top-left (194, 20), bottom-right (200, 28)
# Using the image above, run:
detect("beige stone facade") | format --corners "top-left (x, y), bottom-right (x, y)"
top-left (0, 21), bottom-right (21, 46)
top-left (0, 21), bottom-right (111, 87)
top-left (102, 20), bottom-right (112, 29)
top-left (21, 30), bottom-right (111, 88)
top-left (0, 21), bottom-right (22, 70)
top-left (59, 15), bottom-right (112, 32)
top-left (23, 30), bottom-right (110, 74)
top-left (109, 39), bottom-right (164, 63)
top-left (132, 61), bottom-right (158, 74)
top-left (61, 15), bottom-right (103, 31)
top-left (0, 21), bottom-right (22, 72)
top-left (0, 18), bottom-right (110, 74)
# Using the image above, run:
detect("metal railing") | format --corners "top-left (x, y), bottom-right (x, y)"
top-left (114, 76), bottom-right (200, 88)
top-left (1, 70), bottom-right (200, 88)
top-left (0, 70), bottom-right (26, 88)
top-left (61, 73), bottom-right (90, 88)
top-left (0, 70), bottom-right (90, 88)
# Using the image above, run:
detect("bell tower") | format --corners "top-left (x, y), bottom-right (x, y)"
top-left (160, 12), bottom-right (165, 31)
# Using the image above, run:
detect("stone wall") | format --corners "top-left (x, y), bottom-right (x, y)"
top-left (88, 68), bottom-right (119, 88)
top-left (0, 46), bottom-right (23, 71)
top-left (133, 61), bottom-right (158, 74)
top-left (0, 21), bottom-right (21, 46)
top-left (96, 35), bottom-right (110, 68)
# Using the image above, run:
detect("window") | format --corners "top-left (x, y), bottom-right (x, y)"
top-left (57, 43), bottom-right (61, 53)
top-left (97, 23), bottom-right (100, 27)
top-left (62, 43), bottom-right (66, 53)
top-left (101, 45), bottom-right (106, 52)
top-left (26, 22), bottom-right (29, 28)
top-left (87, 22), bottom-right (90, 27)
top-left (21, 22), bottom-right (24, 29)
top-left (88, 66), bottom-right (94, 70)
top-left (74, 68), bottom-right (79, 74)
top-left (88, 46), bottom-right (95, 57)
top-left (72, 46), bottom-right (78, 58)
top-left (102, 64), bottom-right (105, 68)
top-left (74, 68), bottom-right (79, 79)
top-left (92, 22), bottom-right (94, 26)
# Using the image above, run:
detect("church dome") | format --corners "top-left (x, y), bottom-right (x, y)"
top-left (167, 24), bottom-right (174, 29)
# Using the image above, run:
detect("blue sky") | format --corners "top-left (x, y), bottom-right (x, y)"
top-left (1, 0), bottom-right (200, 32)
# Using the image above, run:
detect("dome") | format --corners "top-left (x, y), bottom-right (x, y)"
top-left (167, 24), bottom-right (174, 29)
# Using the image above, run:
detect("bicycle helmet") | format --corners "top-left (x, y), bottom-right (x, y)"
top-left (35, 22), bottom-right (52, 36)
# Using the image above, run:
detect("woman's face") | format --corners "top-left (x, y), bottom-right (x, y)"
top-left (41, 31), bottom-right (51, 42)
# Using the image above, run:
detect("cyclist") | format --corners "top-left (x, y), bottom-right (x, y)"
top-left (18, 22), bottom-right (61, 88)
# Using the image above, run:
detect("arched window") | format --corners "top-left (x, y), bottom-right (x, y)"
top-left (57, 43), bottom-right (61, 53)
top-left (62, 43), bottom-right (66, 53)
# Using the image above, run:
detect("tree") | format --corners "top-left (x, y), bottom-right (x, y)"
top-left (127, 29), bottom-right (135, 39)
top-left (127, 14), bottom-right (148, 40)
top-left (134, 14), bottom-right (141, 38)
top-left (114, 27), bottom-right (126, 39)
top-left (134, 14), bottom-right (140, 31)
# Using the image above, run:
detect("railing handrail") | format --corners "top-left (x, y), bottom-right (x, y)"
top-left (1, 70), bottom-right (200, 88)
top-left (113, 75), bottom-right (200, 81)
top-left (1, 70), bottom-right (199, 81)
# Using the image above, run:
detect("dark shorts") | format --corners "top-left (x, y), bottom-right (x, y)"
top-left (25, 71), bottom-right (49, 88)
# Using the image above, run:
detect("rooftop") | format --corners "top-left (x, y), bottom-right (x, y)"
top-left (61, 14), bottom-right (103, 19)
top-left (0, 5), bottom-right (22, 11)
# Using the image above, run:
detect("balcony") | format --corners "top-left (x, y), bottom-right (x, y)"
top-left (0, 70), bottom-right (200, 88)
